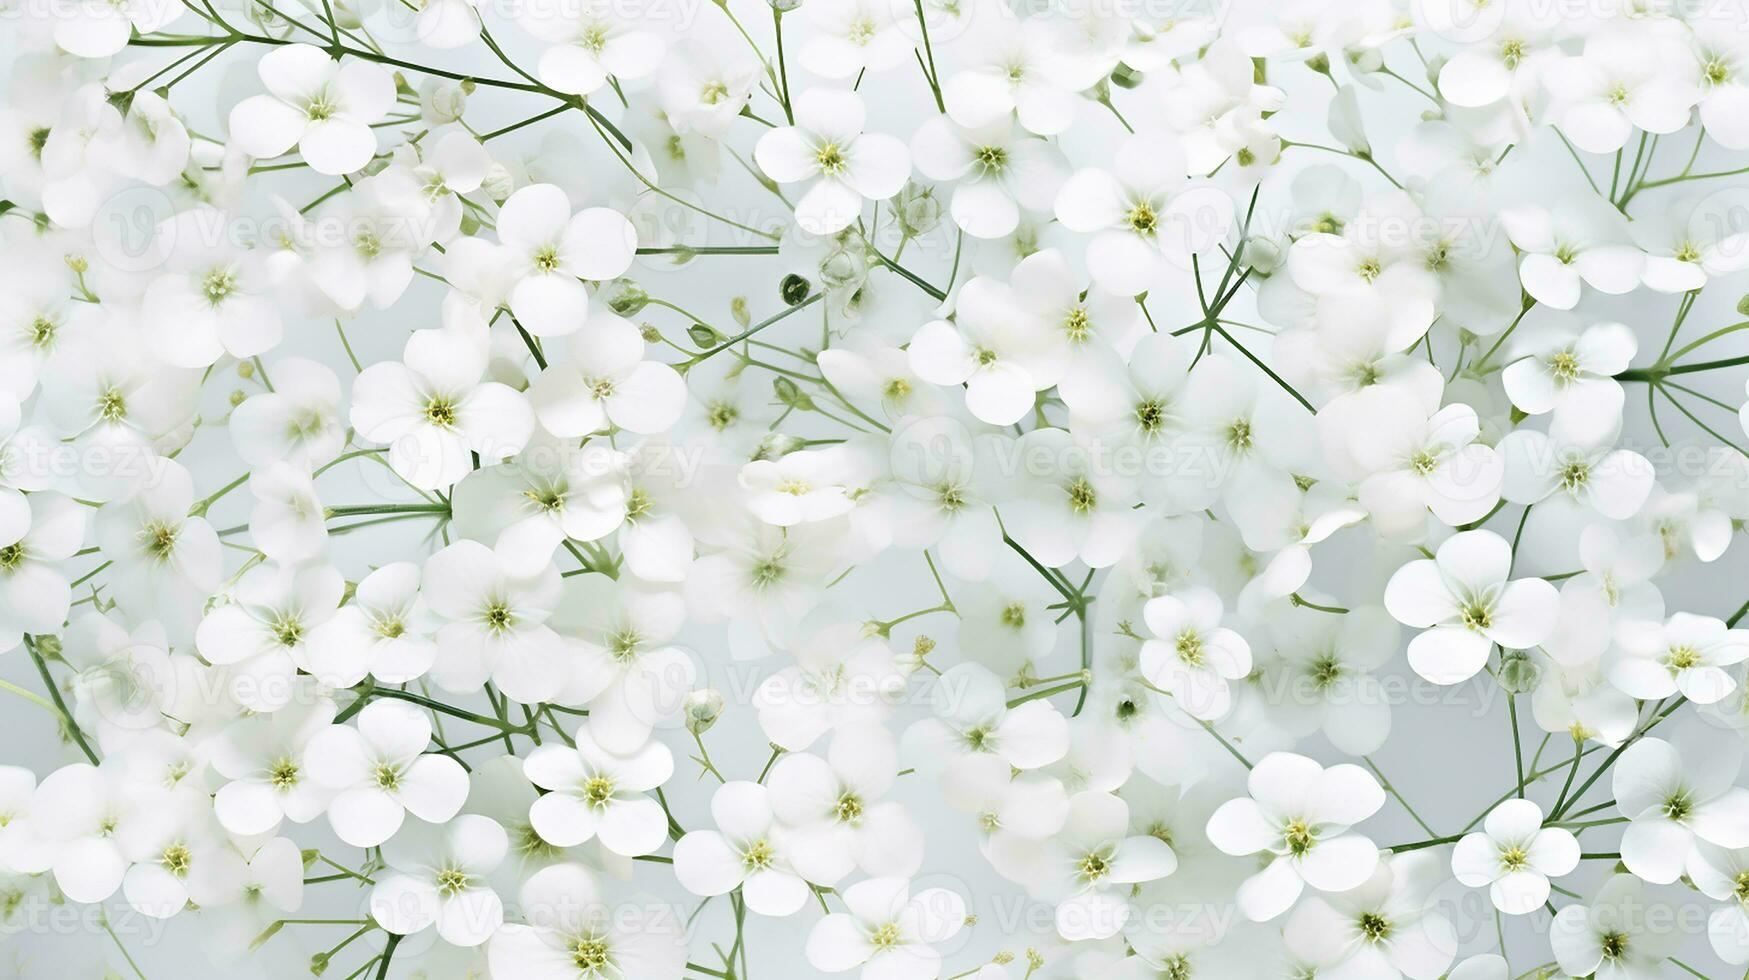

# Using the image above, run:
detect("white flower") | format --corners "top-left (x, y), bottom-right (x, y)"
top-left (1498, 424), bottom-right (1654, 522)
top-left (1541, 523), bottom-right (1664, 668)
top-left (1261, 604), bottom-right (1398, 756)
top-left (293, 173), bottom-right (428, 313)
top-left (754, 89), bottom-right (911, 235)
top-left (1551, 874), bottom-right (1680, 979)
top-left (1162, 40), bottom-right (1285, 175)
top-left (141, 207), bottom-right (281, 368)
top-left (1500, 320), bottom-right (1636, 446)
top-left (673, 781), bottom-right (810, 916)
top-left (799, 0), bottom-right (909, 80)
top-left (94, 460), bottom-right (221, 639)
top-left (527, 311), bottom-right (686, 437)
top-left (885, 417), bottom-right (1008, 582)
top-left (910, 117), bottom-right (1067, 239)
top-left (228, 357), bottom-right (345, 469)
top-left (0, 491), bottom-right (84, 651)
top-left (1450, 799), bottom-right (1579, 914)
top-left (1611, 611), bottom-right (1749, 705)
top-left (754, 622), bottom-right (906, 750)
top-left (1138, 586), bottom-right (1252, 722)
top-left (305, 699), bottom-right (470, 848)
top-left (1285, 192), bottom-right (1438, 349)
top-left (1546, 30), bottom-right (1698, 154)
top-left (45, 0), bottom-right (181, 57)
top-left (766, 725), bottom-right (921, 882)
top-left (1383, 530), bottom-right (1558, 686)
top-left (549, 576), bottom-right (696, 752)
top-left (117, 786), bottom-right (238, 919)
top-left (1033, 791), bottom-right (1178, 940)
top-left (1282, 851), bottom-right (1457, 980)
top-left (350, 311), bottom-right (535, 491)
top-left (1054, 132), bottom-right (1229, 296)
top-left (498, 183), bottom-right (638, 338)
top-left (1205, 751), bottom-right (1385, 922)
top-left (907, 275), bottom-right (1056, 425)
top-left (488, 862), bottom-right (687, 979)
top-left (1610, 734), bottom-right (1749, 884)
top-left (1500, 198), bottom-right (1644, 311)
top-left (1688, 842), bottom-right (1749, 965)
top-left (369, 813), bottom-right (507, 947)
top-left (421, 539), bottom-right (568, 704)
top-left (521, 731), bottom-right (672, 857)
top-left (658, 41), bottom-right (758, 139)
top-left (1426, 0), bottom-right (1554, 107)
top-left (229, 45), bottom-right (395, 175)
top-left (1686, 32), bottom-right (1749, 150)
top-left (952, 569), bottom-right (1060, 674)
top-left (396, 131), bottom-right (491, 242)
top-left (741, 446), bottom-right (857, 526)
top-left (247, 463), bottom-right (327, 564)
top-left (805, 877), bottom-right (967, 978)
top-left (1001, 427), bottom-right (1141, 568)
top-left (451, 438), bottom-right (628, 577)
top-left (209, 695), bottom-right (338, 836)
top-left (520, 1), bottom-right (663, 96)
top-left (901, 662), bottom-right (1070, 780)
top-left (684, 521), bottom-right (842, 657)
top-left (1337, 388), bottom-right (1504, 537)
top-left (306, 562), bottom-right (439, 687)
top-left (29, 761), bottom-right (147, 903)
top-left (60, 610), bottom-right (173, 748)
top-left (196, 562), bottom-right (345, 712)
top-left (943, 14), bottom-right (1081, 135)
top-left (42, 316), bottom-right (200, 501)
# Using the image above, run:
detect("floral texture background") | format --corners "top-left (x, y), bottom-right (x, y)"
top-left (2, 0), bottom-right (1749, 978)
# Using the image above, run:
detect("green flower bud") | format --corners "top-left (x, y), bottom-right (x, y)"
top-left (1498, 651), bottom-right (1541, 694)
top-left (1111, 64), bottom-right (1144, 89)
top-left (780, 273), bottom-right (812, 306)
top-left (688, 323), bottom-right (726, 348)
top-left (895, 182), bottom-right (943, 238)
top-left (684, 689), bottom-right (725, 734)
top-left (773, 376), bottom-right (814, 410)
top-left (607, 281), bottom-right (649, 316)
top-left (752, 433), bottom-right (804, 460)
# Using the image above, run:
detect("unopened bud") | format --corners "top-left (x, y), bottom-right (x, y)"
top-left (1110, 64), bottom-right (1143, 89)
top-left (481, 166), bottom-right (514, 204)
top-left (684, 689), bottom-right (725, 733)
top-left (895, 183), bottom-right (942, 238)
top-left (1498, 651), bottom-right (1541, 694)
top-left (773, 376), bottom-right (814, 410)
top-left (752, 433), bottom-right (804, 461)
top-left (730, 297), bottom-right (751, 328)
top-left (688, 323), bottom-right (725, 348)
top-left (818, 248), bottom-right (867, 291)
top-left (608, 281), bottom-right (648, 316)
top-left (780, 273), bottom-right (811, 306)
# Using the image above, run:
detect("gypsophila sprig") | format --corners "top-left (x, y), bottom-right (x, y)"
top-left (2, 0), bottom-right (1749, 976)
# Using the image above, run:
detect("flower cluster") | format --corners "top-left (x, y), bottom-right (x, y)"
top-left (2, 0), bottom-right (1749, 978)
